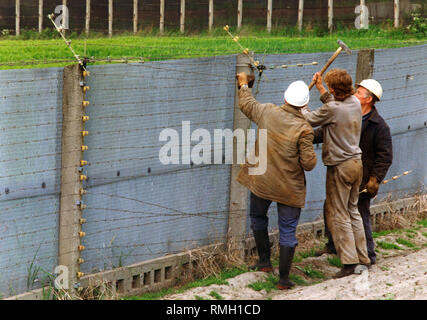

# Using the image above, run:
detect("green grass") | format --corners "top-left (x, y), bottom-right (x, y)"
top-left (195, 295), bottom-right (210, 300)
top-left (125, 266), bottom-right (248, 300)
top-left (417, 219), bottom-right (427, 227)
top-left (422, 232), bottom-right (427, 238)
top-left (372, 229), bottom-right (403, 238)
top-left (376, 241), bottom-right (402, 250)
top-left (298, 249), bottom-right (317, 259)
top-left (292, 255), bottom-right (303, 263)
top-left (327, 256), bottom-right (343, 268)
top-left (208, 291), bottom-right (225, 300)
top-left (395, 238), bottom-right (416, 248)
top-left (380, 266), bottom-right (390, 271)
top-left (0, 25), bottom-right (425, 70)
top-left (289, 274), bottom-right (308, 286)
top-left (248, 274), bottom-right (278, 293)
top-left (405, 229), bottom-right (418, 234)
top-left (380, 293), bottom-right (396, 300)
top-left (295, 265), bottom-right (325, 279)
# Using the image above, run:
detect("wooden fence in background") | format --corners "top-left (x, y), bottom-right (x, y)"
top-left (9, 0), bottom-right (416, 36)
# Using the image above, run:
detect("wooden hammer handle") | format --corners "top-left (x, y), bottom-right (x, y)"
top-left (308, 47), bottom-right (343, 90)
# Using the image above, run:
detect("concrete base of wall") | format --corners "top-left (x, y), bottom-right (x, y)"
top-left (4, 196), bottom-right (422, 300)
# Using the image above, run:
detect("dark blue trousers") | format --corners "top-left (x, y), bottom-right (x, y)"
top-left (249, 192), bottom-right (301, 247)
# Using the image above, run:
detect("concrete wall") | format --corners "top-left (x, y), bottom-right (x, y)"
top-left (0, 67), bottom-right (63, 298)
top-left (0, 44), bottom-right (425, 298)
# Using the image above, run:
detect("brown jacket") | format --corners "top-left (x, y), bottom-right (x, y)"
top-left (236, 87), bottom-right (317, 208)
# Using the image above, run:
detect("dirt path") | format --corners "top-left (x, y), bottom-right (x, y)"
top-left (272, 248), bottom-right (427, 300)
top-left (164, 220), bottom-right (427, 300)
top-left (164, 248), bottom-right (427, 300)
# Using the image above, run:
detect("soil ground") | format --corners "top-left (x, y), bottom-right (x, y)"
top-left (163, 218), bottom-right (427, 300)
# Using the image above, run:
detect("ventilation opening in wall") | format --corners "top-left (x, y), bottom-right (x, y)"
top-left (132, 275), bottom-right (141, 289)
top-left (181, 263), bottom-right (190, 276)
top-left (154, 269), bottom-right (161, 283)
top-left (165, 266), bottom-right (172, 280)
top-left (116, 279), bottom-right (124, 293)
top-left (143, 272), bottom-right (151, 286)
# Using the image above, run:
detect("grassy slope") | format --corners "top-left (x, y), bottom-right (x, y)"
top-left (0, 26), bottom-right (426, 70)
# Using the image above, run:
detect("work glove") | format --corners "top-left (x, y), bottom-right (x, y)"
top-left (366, 176), bottom-right (379, 196)
top-left (236, 72), bottom-right (255, 89)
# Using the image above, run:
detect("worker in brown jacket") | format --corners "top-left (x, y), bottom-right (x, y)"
top-left (236, 72), bottom-right (317, 289)
top-left (303, 69), bottom-right (371, 278)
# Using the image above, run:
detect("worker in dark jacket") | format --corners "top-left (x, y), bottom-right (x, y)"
top-left (315, 79), bottom-right (393, 265)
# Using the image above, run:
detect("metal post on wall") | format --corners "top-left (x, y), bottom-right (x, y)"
top-left (108, 0), bottom-right (113, 38)
top-left (267, 0), bottom-right (272, 33)
top-left (298, 0), bottom-right (304, 32)
top-left (85, 0), bottom-right (90, 35)
top-left (394, 0), bottom-right (400, 28)
top-left (226, 53), bottom-right (254, 259)
top-left (15, 0), bottom-right (20, 36)
top-left (180, 0), bottom-right (185, 34)
top-left (237, 0), bottom-right (242, 29)
top-left (160, 0), bottom-right (165, 35)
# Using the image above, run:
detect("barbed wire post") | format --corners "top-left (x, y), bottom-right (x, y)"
top-left (59, 64), bottom-right (88, 296)
top-left (226, 53), bottom-right (254, 260)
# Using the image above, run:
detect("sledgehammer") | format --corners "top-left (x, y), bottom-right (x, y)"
top-left (308, 39), bottom-right (352, 90)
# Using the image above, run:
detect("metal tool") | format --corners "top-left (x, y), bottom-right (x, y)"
top-left (308, 39), bottom-right (352, 90)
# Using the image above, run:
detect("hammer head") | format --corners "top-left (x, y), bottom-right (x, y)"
top-left (337, 39), bottom-right (352, 55)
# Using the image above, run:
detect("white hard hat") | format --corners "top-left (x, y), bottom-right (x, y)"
top-left (284, 80), bottom-right (310, 107)
top-left (356, 79), bottom-right (383, 101)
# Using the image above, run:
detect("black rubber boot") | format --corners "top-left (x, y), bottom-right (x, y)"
top-left (277, 245), bottom-right (296, 290)
top-left (249, 229), bottom-right (273, 273)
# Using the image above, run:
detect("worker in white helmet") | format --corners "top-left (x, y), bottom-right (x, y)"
top-left (235, 72), bottom-right (317, 290)
top-left (316, 79), bottom-right (393, 266)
